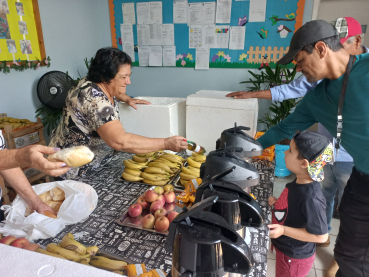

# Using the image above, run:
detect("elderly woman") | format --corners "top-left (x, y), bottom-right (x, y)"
top-left (50, 47), bottom-right (188, 180)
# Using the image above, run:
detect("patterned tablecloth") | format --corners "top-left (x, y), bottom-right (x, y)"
top-left (37, 152), bottom-right (275, 277)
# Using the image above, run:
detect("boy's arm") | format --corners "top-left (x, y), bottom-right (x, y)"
top-left (268, 224), bottom-right (328, 243)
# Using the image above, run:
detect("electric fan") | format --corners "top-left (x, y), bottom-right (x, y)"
top-left (37, 71), bottom-right (75, 110)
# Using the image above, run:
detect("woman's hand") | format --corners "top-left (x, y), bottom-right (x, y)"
top-left (27, 196), bottom-right (57, 216)
top-left (268, 224), bottom-right (285, 239)
top-left (127, 98), bottom-right (151, 110)
top-left (16, 145), bottom-right (70, 177)
top-left (268, 196), bottom-right (277, 206)
top-left (164, 136), bottom-right (188, 152)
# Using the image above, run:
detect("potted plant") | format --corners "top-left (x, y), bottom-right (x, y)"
top-left (241, 64), bottom-right (299, 177)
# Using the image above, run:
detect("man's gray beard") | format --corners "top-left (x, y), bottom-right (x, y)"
top-left (306, 76), bottom-right (318, 83)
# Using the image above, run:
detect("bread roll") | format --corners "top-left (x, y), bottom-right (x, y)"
top-left (50, 187), bottom-right (65, 201)
top-left (47, 146), bottom-right (94, 167)
top-left (44, 210), bottom-right (58, 219)
top-left (46, 201), bottom-right (63, 213)
top-left (38, 191), bottom-right (52, 202)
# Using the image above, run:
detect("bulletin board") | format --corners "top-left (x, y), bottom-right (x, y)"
top-left (0, 0), bottom-right (46, 64)
top-left (109, 0), bottom-right (306, 68)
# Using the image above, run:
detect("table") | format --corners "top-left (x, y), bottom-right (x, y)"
top-left (37, 152), bottom-right (275, 277)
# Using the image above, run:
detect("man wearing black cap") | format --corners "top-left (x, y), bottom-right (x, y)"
top-left (257, 19), bottom-right (369, 276)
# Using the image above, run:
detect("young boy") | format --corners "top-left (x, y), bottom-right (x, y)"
top-left (268, 130), bottom-right (332, 276)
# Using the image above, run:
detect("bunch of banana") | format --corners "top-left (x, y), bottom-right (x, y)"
top-left (46, 243), bottom-right (82, 262)
top-left (0, 117), bottom-right (35, 130)
top-left (90, 256), bottom-right (127, 271)
top-left (178, 155), bottom-right (206, 187)
top-left (60, 232), bottom-right (87, 255)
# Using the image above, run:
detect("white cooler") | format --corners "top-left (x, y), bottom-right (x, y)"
top-left (186, 90), bottom-right (258, 153)
top-left (119, 97), bottom-right (186, 138)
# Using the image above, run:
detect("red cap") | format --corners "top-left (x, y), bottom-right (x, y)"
top-left (332, 17), bottom-right (362, 44)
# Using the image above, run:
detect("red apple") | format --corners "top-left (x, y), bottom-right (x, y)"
top-left (164, 191), bottom-right (176, 203)
top-left (155, 208), bottom-right (168, 219)
top-left (155, 216), bottom-right (170, 232)
top-left (150, 200), bottom-right (164, 214)
top-left (137, 196), bottom-right (149, 209)
top-left (168, 211), bottom-right (179, 223)
top-left (145, 190), bottom-right (158, 202)
top-left (11, 238), bottom-right (30, 248)
top-left (22, 243), bottom-right (41, 251)
top-left (0, 236), bottom-right (17, 245)
top-left (156, 195), bottom-right (166, 205)
top-left (142, 214), bottom-right (155, 229)
top-left (164, 202), bottom-right (176, 212)
top-left (128, 204), bottom-right (143, 217)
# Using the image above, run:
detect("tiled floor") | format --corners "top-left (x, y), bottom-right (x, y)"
top-left (266, 173), bottom-right (340, 277)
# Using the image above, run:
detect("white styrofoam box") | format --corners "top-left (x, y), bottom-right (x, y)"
top-left (0, 244), bottom-right (122, 277)
top-left (186, 90), bottom-right (258, 153)
top-left (119, 97), bottom-right (186, 138)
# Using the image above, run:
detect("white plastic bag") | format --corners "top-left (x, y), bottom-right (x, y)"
top-left (0, 180), bottom-right (98, 242)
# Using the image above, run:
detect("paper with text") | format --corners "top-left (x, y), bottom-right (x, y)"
top-left (249, 0), bottom-right (267, 22)
top-left (123, 43), bottom-right (135, 62)
top-left (120, 24), bottom-right (134, 44)
top-left (229, 26), bottom-right (245, 49)
top-left (173, 0), bottom-right (188, 24)
top-left (149, 46), bottom-right (163, 66)
top-left (137, 2), bottom-right (150, 24)
top-left (138, 46), bottom-right (150, 66)
top-left (122, 3), bottom-right (136, 24)
top-left (195, 48), bottom-right (210, 70)
top-left (216, 0), bottom-right (232, 24)
top-left (161, 24), bottom-right (175, 45)
top-left (149, 1), bottom-right (163, 24)
top-left (163, 46), bottom-right (176, 66)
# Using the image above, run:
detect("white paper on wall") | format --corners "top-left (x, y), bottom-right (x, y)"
top-left (120, 24), bottom-right (134, 44)
top-left (161, 24), bottom-right (175, 45)
top-left (122, 3), bottom-right (136, 24)
top-left (173, 0), bottom-right (188, 24)
top-left (149, 46), bottom-right (163, 66)
top-left (138, 46), bottom-right (150, 66)
top-left (249, 0), bottom-right (267, 22)
top-left (215, 0), bottom-right (232, 24)
top-left (163, 46), bottom-right (176, 66)
top-left (137, 2), bottom-right (150, 24)
top-left (195, 48), bottom-right (210, 70)
top-left (137, 24), bottom-right (150, 45)
top-left (229, 26), bottom-right (245, 50)
top-left (149, 1), bottom-right (163, 24)
top-left (123, 42), bottom-right (135, 62)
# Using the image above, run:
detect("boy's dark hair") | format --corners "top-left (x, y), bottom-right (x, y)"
top-left (87, 47), bottom-right (132, 84)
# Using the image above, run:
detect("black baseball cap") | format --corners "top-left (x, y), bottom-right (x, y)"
top-left (293, 130), bottom-right (333, 182)
top-left (278, 20), bottom-right (338, 65)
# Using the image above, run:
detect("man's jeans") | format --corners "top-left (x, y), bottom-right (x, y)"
top-left (321, 162), bottom-right (354, 232)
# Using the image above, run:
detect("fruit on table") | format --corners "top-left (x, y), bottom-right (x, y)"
top-left (150, 200), bottom-right (164, 214)
top-left (132, 154), bottom-right (148, 163)
top-left (137, 196), bottom-right (149, 209)
top-left (180, 179), bottom-right (189, 186)
top-left (135, 152), bottom-right (157, 159)
top-left (86, 245), bottom-right (99, 256)
top-left (142, 214), bottom-right (155, 229)
top-left (156, 195), bottom-right (165, 205)
top-left (36, 248), bottom-right (67, 259)
top-left (79, 254), bottom-right (91, 263)
top-left (160, 154), bottom-right (183, 164)
top-left (141, 172), bottom-right (170, 181)
top-left (144, 190), bottom-right (158, 202)
top-left (191, 155), bottom-right (206, 163)
top-left (164, 191), bottom-right (176, 203)
top-left (143, 179), bottom-right (169, 186)
top-left (79, 259), bottom-right (91, 266)
top-left (0, 235), bottom-right (17, 245)
top-left (124, 168), bottom-right (142, 177)
top-left (153, 186), bottom-right (164, 195)
top-left (154, 208), bottom-right (168, 219)
top-left (11, 238), bottom-right (30, 248)
top-left (163, 184), bottom-right (174, 192)
top-left (147, 162), bottom-right (171, 173)
top-left (60, 233), bottom-right (87, 255)
top-left (180, 172), bottom-right (197, 181)
top-left (46, 243), bottom-right (82, 262)
top-left (144, 167), bottom-right (168, 175)
top-left (181, 167), bottom-right (200, 177)
top-left (168, 211), bottom-right (179, 223)
top-left (22, 243), bottom-right (41, 251)
top-left (123, 159), bottom-right (147, 170)
top-left (154, 158), bottom-right (180, 169)
top-left (122, 172), bottom-right (144, 182)
top-left (164, 202), bottom-right (176, 212)
top-left (188, 166), bottom-right (200, 173)
top-left (90, 256), bottom-right (127, 271)
top-left (155, 216), bottom-right (170, 232)
top-left (128, 204), bottom-right (143, 217)
top-left (186, 157), bottom-right (202, 168)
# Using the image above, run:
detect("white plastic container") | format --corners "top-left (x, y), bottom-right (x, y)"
top-left (186, 90), bottom-right (258, 153)
top-left (119, 97), bottom-right (186, 138)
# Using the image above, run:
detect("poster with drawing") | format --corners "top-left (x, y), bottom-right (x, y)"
top-left (15, 2), bottom-right (25, 16)
top-left (0, 13), bottom-right (11, 39)
top-left (18, 21), bottom-right (28, 35)
top-left (1, 0), bottom-right (9, 14)
top-left (6, 39), bottom-right (17, 53)
top-left (20, 39), bottom-right (32, 54)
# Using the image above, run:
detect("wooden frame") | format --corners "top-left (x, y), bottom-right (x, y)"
top-left (3, 0), bottom-right (47, 66)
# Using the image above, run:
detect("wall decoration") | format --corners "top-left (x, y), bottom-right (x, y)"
top-left (15, 2), bottom-right (25, 16)
top-left (1, 0), bottom-right (10, 14)
top-left (277, 25), bottom-right (291, 38)
top-left (6, 39), bottom-right (16, 53)
top-left (0, 0), bottom-right (48, 72)
top-left (18, 20), bottom-right (28, 34)
top-left (108, 0), bottom-right (308, 68)
top-left (0, 13), bottom-right (11, 39)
